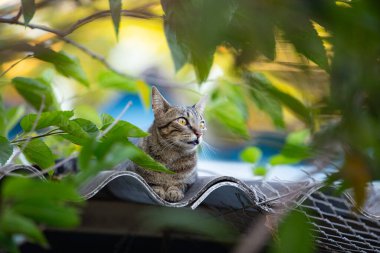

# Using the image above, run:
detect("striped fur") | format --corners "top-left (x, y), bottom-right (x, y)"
top-left (133, 87), bottom-right (207, 202)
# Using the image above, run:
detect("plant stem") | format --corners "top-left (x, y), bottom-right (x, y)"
top-left (11, 129), bottom-right (64, 144)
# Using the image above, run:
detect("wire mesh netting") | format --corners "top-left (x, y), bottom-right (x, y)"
top-left (202, 180), bottom-right (380, 253)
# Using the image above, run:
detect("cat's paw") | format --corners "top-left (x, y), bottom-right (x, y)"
top-left (152, 186), bottom-right (166, 199)
top-left (165, 186), bottom-right (184, 202)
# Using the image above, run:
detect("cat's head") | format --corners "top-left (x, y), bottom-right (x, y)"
top-left (151, 86), bottom-right (207, 150)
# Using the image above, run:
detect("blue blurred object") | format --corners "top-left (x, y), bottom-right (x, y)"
top-left (8, 123), bottom-right (22, 140)
top-left (198, 132), bottom-right (285, 162)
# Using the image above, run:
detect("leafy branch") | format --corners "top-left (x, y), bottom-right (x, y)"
top-left (10, 128), bottom-right (64, 144)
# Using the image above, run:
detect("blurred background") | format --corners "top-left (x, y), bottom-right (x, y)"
top-left (0, 0), bottom-right (333, 181)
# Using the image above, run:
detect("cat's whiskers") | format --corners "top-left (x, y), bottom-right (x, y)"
top-left (202, 141), bottom-right (219, 154)
top-left (199, 142), bottom-right (213, 160)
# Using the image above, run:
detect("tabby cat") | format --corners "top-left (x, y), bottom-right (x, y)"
top-left (133, 86), bottom-right (207, 202)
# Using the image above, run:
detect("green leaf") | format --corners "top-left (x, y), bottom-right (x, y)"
top-left (270, 210), bottom-right (315, 253)
top-left (163, 21), bottom-right (189, 72)
top-left (278, 15), bottom-right (329, 71)
top-left (269, 153), bottom-right (306, 166)
top-left (77, 138), bottom-right (95, 172)
top-left (59, 119), bottom-right (90, 139)
top-left (12, 77), bottom-right (58, 111)
top-left (247, 73), bottom-right (313, 127)
top-left (108, 141), bottom-right (172, 173)
top-left (102, 121), bottom-right (149, 138)
top-left (77, 138), bottom-right (171, 182)
top-left (62, 118), bottom-right (98, 145)
top-left (340, 154), bottom-right (371, 208)
top-left (248, 77), bottom-right (285, 128)
top-left (97, 71), bottom-right (137, 92)
top-left (1, 209), bottom-right (47, 247)
top-left (33, 48), bottom-right (89, 86)
top-left (20, 111), bottom-right (89, 142)
top-left (100, 113), bottom-right (115, 128)
top-left (225, 1), bottom-right (276, 63)
top-left (269, 130), bottom-right (311, 165)
top-left (191, 50), bottom-right (214, 84)
top-left (20, 139), bottom-right (54, 169)
top-left (20, 111), bottom-right (73, 132)
top-left (0, 230), bottom-right (19, 253)
top-left (72, 118), bottom-right (98, 136)
top-left (141, 208), bottom-right (238, 243)
top-left (253, 166), bottom-right (267, 176)
top-left (21, 0), bottom-right (36, 25)
top-left (0, 136), bottom-right (13, 165)
top-left (109, 0), bottom-right (122, 38)
top-left (12, 202), bottom-right (80, 228)
top-left (2, 178), bottom-right (81, 203)
top-left (240, 147), bottom-right (262, 163)
top-left (265, 86), bottom-right (313, 127)
top-left (2, 178), bottom-right (82, 228)
top-left (74, 105), bottom-right (102, 127)
top-left (207, 99), bottom-right (250, 139)
top-left (163, 0), bottom-right (238, 83)
top-left (287, 129), bottom-right (310, 145)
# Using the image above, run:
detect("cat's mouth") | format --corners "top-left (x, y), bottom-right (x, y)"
top-left (187, 139), bottom-right (200, 145)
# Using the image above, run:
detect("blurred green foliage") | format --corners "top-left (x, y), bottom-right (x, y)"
top-left (141, 208), bottom-right (238, 243)
top-left (0, 177), bottom-right (83, 252)
top-left (270, 210), bottom-right (315, 253)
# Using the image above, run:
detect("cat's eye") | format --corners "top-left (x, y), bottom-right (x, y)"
top-left (177, 118), bottom-right (187, 126)
top-left (200, 121), bottom-right (206, 129)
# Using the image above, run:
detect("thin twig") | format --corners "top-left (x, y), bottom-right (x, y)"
top-left (97, 101), bottom-right (133, 140)
top-left (11, 7), bottom-right (22, 22)
top-left (11, 129), bottom-right (64, 144)
top-left (0, 17), bottom-right (65, 36)
top-left (0, 54), bottom-right (33, 78)
top-left (61, 37), bottom-right (136, 80)
top-left (6, 96), bottom-right (45, 165)
top-left (64, 10), bottom-right (161, 36)
top-left (0, 9), bottom-right (161, 38)
top-left (0, 164), bottom-right (24, 176)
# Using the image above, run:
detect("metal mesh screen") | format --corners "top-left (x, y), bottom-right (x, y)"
top-left (202, 180), bottom-right (380, 253)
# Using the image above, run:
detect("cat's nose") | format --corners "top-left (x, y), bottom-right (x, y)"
top-left (194, 130), bottom-right (202, 138)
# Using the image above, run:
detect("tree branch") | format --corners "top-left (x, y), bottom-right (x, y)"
top-left (60, 37), bottom-right (136, 80)
top-left (11, 7), bottom-right (22, 22)
top-left (11, 129), bottom-right (65, 144)
top-left (0, 8), bottom-right (196, 89)
top-left (0, 9), bottom-right (161, 38)
top-left (65, 10), bottom-right (161, 36)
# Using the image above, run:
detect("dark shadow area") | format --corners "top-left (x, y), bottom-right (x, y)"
top-left (20, 231), bottom-right (233, 253)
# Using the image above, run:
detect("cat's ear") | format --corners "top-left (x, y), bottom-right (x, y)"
top-left (152, 86), bottom-right (171, 116)
top-left (194, 95), bottom-right (208, 113)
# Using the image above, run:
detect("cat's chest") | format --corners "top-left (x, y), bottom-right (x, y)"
top-left (161, 153), bottom-right (197, 173)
